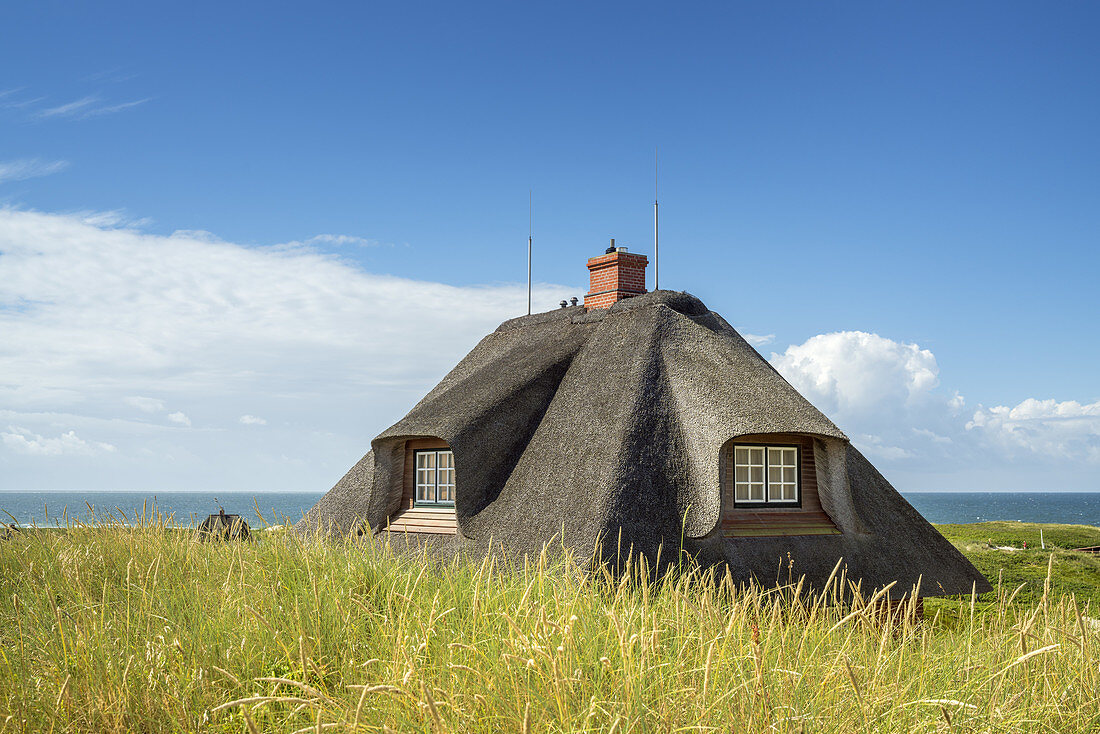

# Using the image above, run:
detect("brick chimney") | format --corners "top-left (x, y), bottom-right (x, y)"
top-left (584, 239), bottom-right (649, 309)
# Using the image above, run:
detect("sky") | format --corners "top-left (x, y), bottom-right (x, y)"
top-left (1, 1), bottom-right (1098, 493)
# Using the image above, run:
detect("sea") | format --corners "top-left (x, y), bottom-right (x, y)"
top-left (0, 491), bottom-right (324, 528)
top-left (0, 490), bottom-right (1099, 528)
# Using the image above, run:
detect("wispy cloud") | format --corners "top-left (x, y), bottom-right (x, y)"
top-left (274, 233), bottom-right (388, 252)
top-left (2, 95), bottom-right (46, 110)
top-left (81, 68), bottom-right (137, 84)
top-left (0, 159), bottom-right (69, 184)
top-left (34, 94), bottom-right (150, 120)
top-left (36, 96), bottom-right (100, 118)
top-left (305, 234), bottom-right (383, 247)
top-left (742, 332), bottom-right (774, 347)
top-left (2, 426), bottom-right (116, 456)
top-left (79, 209), bottom-right (154, 229)
top-left (239, 415), bottom-right (267, 426)
top-left (82, 98), bottom-right (151, 118)
top-left (124, 396), bottom-right (165, 414)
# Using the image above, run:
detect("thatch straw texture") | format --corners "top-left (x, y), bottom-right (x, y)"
top-left (298, 291), bottom-right (989, 596)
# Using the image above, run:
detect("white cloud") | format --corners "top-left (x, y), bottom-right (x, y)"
top-left (80, 209), bottom-right (153, 229)
top-left (913, 427), bottom-right (952, 444)
top-left (855, 434), bottom-right (915, 461)
top-left (1, 426), bottom-right (116, 456)
top-left (771, 331), bottom-right (940, 416)
top-left (0, 207), bottom-right (569, 490)
top-left (124, 396), bottom-right (165, 413)
top-left (0, 208), bottom-right (565, 405)
top-left (770, 330), bottom-right (1100, 488)
top-left (742, 333), bottom-right (774, 347)
top-left (170, 229), bottom-right (223, 243)
top-left (967, 398), bottom-right (1100, 462)
top-left (1, 206), bottom-right (1092, 491)
top-left (0, 159), bottom-right (69, 184)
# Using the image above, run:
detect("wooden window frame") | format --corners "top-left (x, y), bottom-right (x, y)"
top-left (413, 449), bottom-right (455, 507)
top-left (731, 443), bottom-right (802, 508)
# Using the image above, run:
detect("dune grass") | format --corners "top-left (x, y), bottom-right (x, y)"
top-left (1, 519), bottom-right (1099, 733)
top-left (934, 522), bottom-right (1100, 611)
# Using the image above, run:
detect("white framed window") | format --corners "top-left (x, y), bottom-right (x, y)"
top-left (415, 450), bottom-right (455, 506)
top-left (733, 444), bottom-right (800, 505)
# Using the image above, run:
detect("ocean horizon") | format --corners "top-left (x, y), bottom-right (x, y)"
top-left (0, 490), bottom-right (323, 527)
top-left (1, 490), bottom-right (1099, 528)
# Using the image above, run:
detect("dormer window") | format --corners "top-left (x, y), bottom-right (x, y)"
top-left (733, 444), bottom-right (800, 505)
top-left (415, 449), bottom-right (455, 506)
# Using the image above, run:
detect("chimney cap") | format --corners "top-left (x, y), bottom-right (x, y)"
top-left (605, 238), bottom-right (616, 254)
top-left (559, 300), bottom-right (568, 309)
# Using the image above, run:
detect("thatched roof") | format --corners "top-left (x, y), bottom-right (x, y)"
top-left (197, 510), bottom-right (251, 541)
top-left (298, 290), bottom-right (990, 596)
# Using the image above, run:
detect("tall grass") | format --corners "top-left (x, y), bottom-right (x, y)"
top-left (1, 516), bottom-right (1098, 733)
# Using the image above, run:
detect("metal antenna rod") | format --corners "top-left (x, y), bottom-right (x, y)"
top-left (654, 146), bottom-right (659, 291)
top-left (527, 189), bottom-right (532, 316)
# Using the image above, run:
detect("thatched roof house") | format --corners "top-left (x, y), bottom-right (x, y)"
top-left (298, 244), bottom-right (990, 597)
top-left (198, 508), bottom-right (251, 541)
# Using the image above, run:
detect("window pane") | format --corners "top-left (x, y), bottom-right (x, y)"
top-left (438, 459), bottom-right (455, 503)
top-left (770, 482), bottom-right (793, 502)
top-left (416, 468), bottom-right (434, 501)
top-left (416, 451), bottom-right (439, 503)
top-left (734, 445), bottom-right (773, 503)
top-left (764, 448), bottom-right (797, 502)
top-left (440, 452), bottom-right (455, 503)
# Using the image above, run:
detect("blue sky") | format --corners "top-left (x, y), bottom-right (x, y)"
top-left (2, 2), bottom-right (1098, 492)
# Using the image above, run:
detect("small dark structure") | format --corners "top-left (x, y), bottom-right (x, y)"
top-left (298, 243), bottom-right (991, 599)
top-left (1074, 546), bottom-right (1100, 555)
top-left (197, 508), bottom-right (251, 541)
